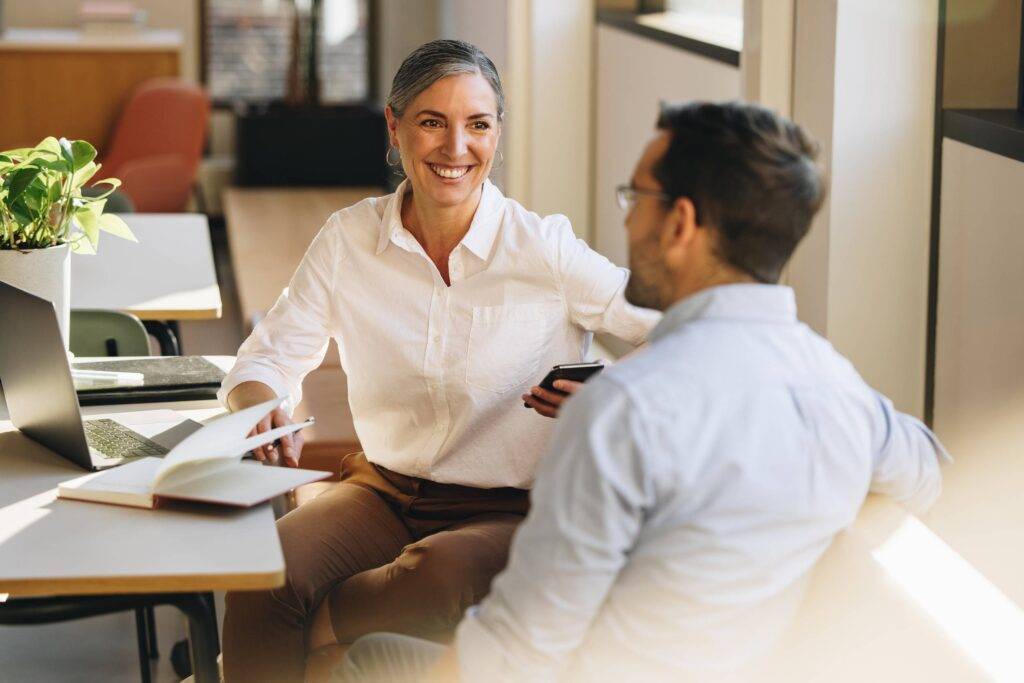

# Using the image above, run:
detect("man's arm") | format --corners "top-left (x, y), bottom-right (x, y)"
top-left (455, 377), bottom-right (656, 681)
top-left (870, 391), bottom-right (952, 514)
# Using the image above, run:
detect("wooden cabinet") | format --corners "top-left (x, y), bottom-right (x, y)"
top-left (0, 28), bottom-right (180, 153)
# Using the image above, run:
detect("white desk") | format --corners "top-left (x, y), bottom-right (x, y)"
top-left (71, 214), bottom-right (222, 321)
top-left (0, 357), bottom-right (279, 682)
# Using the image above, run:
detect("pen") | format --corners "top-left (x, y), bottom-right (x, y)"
top-left (266, 417), bottom-right (316, 451)
top-left (72, 369), bottom-right (145, 382)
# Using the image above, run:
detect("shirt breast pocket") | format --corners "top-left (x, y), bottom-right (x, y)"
top-left (467, 302), bottom-right (564, 394)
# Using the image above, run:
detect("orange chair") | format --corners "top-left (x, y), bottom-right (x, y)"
top-left (101, 79), bottom-right (210, 212)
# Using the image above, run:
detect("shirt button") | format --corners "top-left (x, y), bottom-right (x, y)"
top-left (433, 335), bottom-right (441, 343)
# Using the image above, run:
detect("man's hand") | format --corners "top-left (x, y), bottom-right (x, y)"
top-left (249, 407), bottom-right (304, 467)
top-left (522, 380), bottom-right (584, 418)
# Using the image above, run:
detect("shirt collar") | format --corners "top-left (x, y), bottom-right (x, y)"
top-left (375, 178), bottom-right (504, 260)
top-left (649, 284), bottom-right (798, 343)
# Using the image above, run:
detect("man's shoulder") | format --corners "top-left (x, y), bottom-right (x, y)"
top-left (578, 347), bottom-right (705, 425)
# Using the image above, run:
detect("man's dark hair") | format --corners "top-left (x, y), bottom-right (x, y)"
top-left (654, 101), bottom-right (825, 283)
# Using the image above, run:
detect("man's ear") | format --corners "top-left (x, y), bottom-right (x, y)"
top-left (384, 106), bottom-right (400, 148)
top-left (661, 196), bottom-right (700, 266)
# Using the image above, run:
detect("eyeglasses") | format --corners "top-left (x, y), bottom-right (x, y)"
top-left (615, 183), bottom-right (672, 212)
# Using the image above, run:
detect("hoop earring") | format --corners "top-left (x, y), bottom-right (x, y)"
top-left (385, 147), bottom-right (402, 167)
top-left (493, 149), bottom-right (504, 170)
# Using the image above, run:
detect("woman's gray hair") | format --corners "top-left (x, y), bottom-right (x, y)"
top-left (387, 39), bottom-right (505, 121)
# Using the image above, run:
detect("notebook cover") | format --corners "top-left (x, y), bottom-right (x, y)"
top-left (74, 356), bottom-right (225, 403)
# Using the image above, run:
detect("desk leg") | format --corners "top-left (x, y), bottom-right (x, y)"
top-left (135, 607), bottom-right (153, 683)
top-left (168, 592), bottom-right (220, 683)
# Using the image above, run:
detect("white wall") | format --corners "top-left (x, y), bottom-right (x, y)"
top-left (377, 0), bottom-right (444, 104)
top-left (593, 24), bottom-right (741, 264)
top-left (927, 138), bottom-right (1024, 607)
top-left (934, 139), bottom-right (1024, 474)
top-left (788, 0), bottom-right (937, 417)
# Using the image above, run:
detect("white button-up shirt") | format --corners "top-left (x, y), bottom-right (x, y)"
top-left (218, 180), bottom-right (660, 488)
top-left (456, 284), bottom-right (951, 680)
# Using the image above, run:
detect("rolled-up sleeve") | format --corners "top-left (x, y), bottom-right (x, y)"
top-left (546, 216), bottom-right (660, 345)
top-left (870, 392), bottom-right (952, 514)
top-left (218, 218), bottom-right (342, 413)
top-left (455, 378), bottom-right (654, 681)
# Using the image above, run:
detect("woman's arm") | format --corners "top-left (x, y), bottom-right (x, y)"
top-left (218, 220), bottom-right (343, 462)
top-left (546, 215), bottom-right (661, 343)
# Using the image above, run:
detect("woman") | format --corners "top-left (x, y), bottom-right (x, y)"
top-left (220, 39), bottom-right (658, 682)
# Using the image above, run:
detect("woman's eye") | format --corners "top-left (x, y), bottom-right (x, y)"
top-left (472, 121), bottom-right (491, 131)
top-left (420, 119), bottom-right (442, 129)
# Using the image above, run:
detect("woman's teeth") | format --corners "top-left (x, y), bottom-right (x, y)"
top-left (429, 164), bottom-right (470, 179)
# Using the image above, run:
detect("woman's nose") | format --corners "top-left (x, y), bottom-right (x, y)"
top-left (443, 126), bottom-right (469, 158)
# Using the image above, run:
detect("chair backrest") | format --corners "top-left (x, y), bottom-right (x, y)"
top-left (102, 78), bottom-right (211, 212)
top-left (70, 310), bottom-right (151, 357)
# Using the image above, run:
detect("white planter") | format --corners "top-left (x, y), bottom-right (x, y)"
top-left (0, 243), bottom-right (72, 348)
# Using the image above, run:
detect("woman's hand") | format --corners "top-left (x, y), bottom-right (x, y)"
top-left (522, 380), bottom-right (584, 419)
top-left (249, 407), bottom-right (305, 467)
top-left (227, 381), bottom-right (304, 467)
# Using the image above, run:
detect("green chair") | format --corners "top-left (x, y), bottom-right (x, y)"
top-left (70, 309), bottom-right (151, 357)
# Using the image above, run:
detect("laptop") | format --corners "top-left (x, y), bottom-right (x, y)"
top-left (0, 280), bottom-right (180, 470)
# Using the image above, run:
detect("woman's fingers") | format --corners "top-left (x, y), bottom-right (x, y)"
top-left (552, 379), bottom-right (584, 395)
top-left (522, 380), bottom-right (586, 419)
top-left (279, 432), bottom-right (297, 468)
top-left (530, 385), bottom-right (567, 407)
top-left (522, 393), bottom-right (559, 418)
top-left (250, 417), bottom-right (272, 462)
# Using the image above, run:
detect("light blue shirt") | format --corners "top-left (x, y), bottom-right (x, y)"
top-left (456, 284), bottom-right (950, 681)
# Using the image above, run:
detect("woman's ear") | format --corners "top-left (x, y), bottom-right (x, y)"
top-left (384, 106), bottom-right (400, 148)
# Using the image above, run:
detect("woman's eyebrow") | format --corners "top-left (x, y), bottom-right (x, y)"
top-left (414, 110), bottom-right (495, 120)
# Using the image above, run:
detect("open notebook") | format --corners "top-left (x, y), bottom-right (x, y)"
top-left (58, 398), bottom-right (329, 509)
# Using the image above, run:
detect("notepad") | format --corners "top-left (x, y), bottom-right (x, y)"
top-left (73, 356), bottom-right (226, 405)
top-left (58, 398), bottom-right (329, 509)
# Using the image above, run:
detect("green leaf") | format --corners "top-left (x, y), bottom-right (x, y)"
top-left (34, 157), bottom-right (71, 173)
top-left (6, 167), bottom-right (42, 202)
top-left (37, 137), bottom-right (61, 155)
top-left (86, 197), bottom-right (107, 215)
top-left (76, 209), bottom-right (100, 248)
top-left (90, 177), bottom-right (122, 190)
top-left (9, 201), bottom-right (33, 226)
top-left (71, 161), bottom-right (98, 191)
top-left (48, 180), bottom-right (62, 203)
top-left (58, 138), bottom-right (76, 167)
top-left (21, 181), bottom-right (46, 212)
top-left (70, 140), bottom-right (97, 171)
top-left (70, 233), bottom-right (96, 255)
top-left (97, 212), bottom-right (136, 241)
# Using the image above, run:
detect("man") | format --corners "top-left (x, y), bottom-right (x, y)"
top-left (332, 101), bottom-right (950, 681)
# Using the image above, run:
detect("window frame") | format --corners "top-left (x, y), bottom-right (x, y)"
top-left (198, 0), bottom-right (380, 110)
top-left (595, 0), bottom-right (740, 67)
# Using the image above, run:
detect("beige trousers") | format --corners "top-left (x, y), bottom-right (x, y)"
top-left (221, 452), bottom-right (528, 683)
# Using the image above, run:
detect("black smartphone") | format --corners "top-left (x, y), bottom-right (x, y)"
top-left (538, 361), bottom-right (606, 392)
top-left (523, 362), bottom-right (605, 408)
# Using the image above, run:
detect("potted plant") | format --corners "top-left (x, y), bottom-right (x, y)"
top-left (0, 136), bottom-right (135, 348)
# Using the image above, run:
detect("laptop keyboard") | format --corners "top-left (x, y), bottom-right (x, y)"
top-left (83, 419), bottom-right (169, 459)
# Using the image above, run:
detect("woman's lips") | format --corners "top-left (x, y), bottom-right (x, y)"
top-left (428, 163), bottom-right (472, 180)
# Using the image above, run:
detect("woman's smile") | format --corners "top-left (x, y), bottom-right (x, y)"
top-left (427, 162), bottom-right (474, 181)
